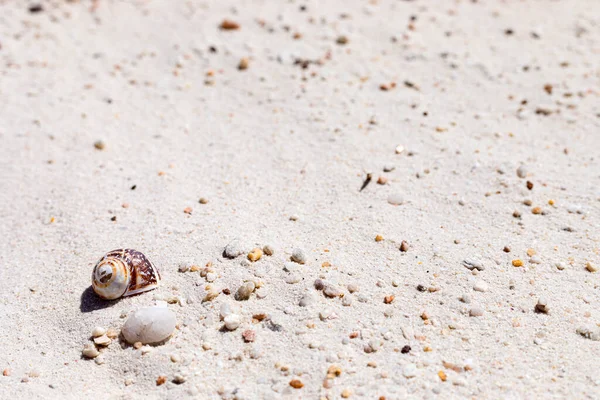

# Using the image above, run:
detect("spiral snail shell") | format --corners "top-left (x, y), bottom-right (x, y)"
top-left (92, 249), bottom-right (161, 300)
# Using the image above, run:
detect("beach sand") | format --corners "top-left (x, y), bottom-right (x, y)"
top-left (1, 0), bottom-right (599, 398)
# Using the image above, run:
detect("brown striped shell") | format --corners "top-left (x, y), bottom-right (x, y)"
top-left (92, 249), bottom-right (161, 300)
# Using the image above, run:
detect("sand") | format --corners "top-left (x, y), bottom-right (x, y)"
top-left (1, 0), bottom-right (599, 398)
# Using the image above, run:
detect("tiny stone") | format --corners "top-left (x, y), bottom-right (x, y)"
top-left (178, 263), bottom-right (190, 273)
top-left (263, 245), bottom-right (275, 256)
top-left (94, 140), bottom-right (106, 150)
top-left (347, 284), bottom-right (359, 293)
top-left (242, 330), bottom-right (256, 342)
top-left (400, 241), bottom-right (409, 252)
top-left (473, 281), bottom-right (488, 292)
top-left (469, 307), bottom-right (484, 317)
top-left (224, 238), bottom-right (245, 259)
top-left (462, 259), bottom-right (484, 271)
top-left (383, 165), bottom-right (395, 172)
top-left (94, 356), bottom-right (105, 365)
top-left (417, 284), bottom-right (426, 292)
top-left (198, 197), bottom-right (208, 204)
top-left (156, 376), bottom-right (167, 386)
top-left (82, 345), bottom-right (100, 359)
top-left (577, 326), bottom-right (600, 341)
top-left (291, 248), bottom-right (307, 264)
top-left (238, 57), bottom-right (249, 70)
top-left (224, 314), bottom-right (241, 330)
top-left (503, 246), bottom-right (511, 253)
top-left (530, 255), bottom-right (542, 264)
top-left (516, 165), bottom-right (528, 178)
top-left (586, 262), bottom-right (597, 272)
top-left (323, 285), bottom-right (342, 298)
top-left (401, 345), bottom-right (411, 354)
top-left (535, 297), bottom-right (549, 314)
top-left (173, 375), bottom-right (186, 384)
top-left (336, 35), bottom-right (349, 45)
top-left (93, 335), bottom-right (111, 347)
top-left (170, 354), bottom-right (181, 363)
top-left (460, 294), bottom-right (471, 304)
top-left (285, 274), bottom-right (302, 284)
top-left (91, 327), bottom-right (106, 338)
top-left (524, 199), bottom-right (533, 206)
top-left (248, 248), bottom-right (263, 262)
top-left (513, 210), bottom-right (522, 218)
top-left (387, 193), bottom-right (404, 205)
top-left (314, 279), bottom-right (326, 291)
top-left (556, 262), bottom-right (566, 270)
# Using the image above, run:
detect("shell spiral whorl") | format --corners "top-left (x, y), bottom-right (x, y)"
top-left (92, 249), bottom-right (160, 300)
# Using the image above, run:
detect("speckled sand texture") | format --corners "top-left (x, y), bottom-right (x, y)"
top-left (1, 1), bottom-right (600, 399)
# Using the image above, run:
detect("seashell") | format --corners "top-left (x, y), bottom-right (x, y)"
top-left (92, 249), bottom-right (161, 300)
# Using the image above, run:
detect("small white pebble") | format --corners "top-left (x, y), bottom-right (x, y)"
top-left (556, 262), bottom-right (566, 270)
top-left (516, 165), bottom-right (528, 178)
top-left (473, 281), bottom-right (488, 292)
top-left (291, 248), bottom-right (307, 264)
top-left (530, 255), bottom-right (542, 264)
top-left (91, 327), bottom-right (106, 338)
top-left (82, 345), bottom-right (100, 359)
top-left (224, 314), bottom-right (241, 331)
top-left (469, 307), bottom-right (484, 317)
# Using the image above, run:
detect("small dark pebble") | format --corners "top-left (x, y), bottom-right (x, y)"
top-left (503, 246), bottom-right (511, 253)
top-left (130, 185), bottom-right (136, 190)
top-left (526, 181), bottom-right (534, 190)
top-left (222, 288), bottom-right (231, 295)
top-left (28, 4), bottom-right (43, 13)
top-left (401, 345), bottom-right (411, 354)
top-left (513, 210), bottom-right (521, 218)
top-left (314, 279), bottom-right (325, 291)
top-left (400, 241), bottom-right (409, 252)
top-left (110, 216), bottom-right (117, 222)
top-left (416, 284), bottom-right (426, 292)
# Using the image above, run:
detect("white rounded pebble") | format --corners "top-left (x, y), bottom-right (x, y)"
top-left (224, 238), bottom-right (245, 259)
top-left (473, 281), bottom-right (489, 292)
top-left (323, 285), bottom-right (342, 298)
top-left (387, 193), bottom-right (404, 205)
top-left (516, 165), bottom-right (528, 178)
top-left (206, 272), bottom-right (217, 282)
top-left (82, 344), bottom-right (100, 359)
top-left (556, 262), bottom-right (566, 270)
top-left (91, 327), bottom-right (106, 338)
top-left (347, 284), bottom-right (359, 293)
top-left (220, 303), bottom-right (232, 320)
top-left (93, 335), bottom-right (111, 347)
top-left (94, 356), bottom-right (105, 365)
top-left (469, 307), bottom-right (484, 317)
top-left (291, 248), bottom-right (307, 264)
top-left (530, 255), bottom-right (542, 264)
top-left (342, 297), bottom-right (352, 307)
top-left (121, 306), bottom-right (177, 345)
top-left (535, 297), bottom-right (549, 314)
top-left (285, 274), bottom-right (302, 284)
top-left (224, 314), bottom-right (241, 330)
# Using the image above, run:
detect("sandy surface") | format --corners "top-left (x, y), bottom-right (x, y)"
top-left (1, 0), bottom-right (600, 398)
